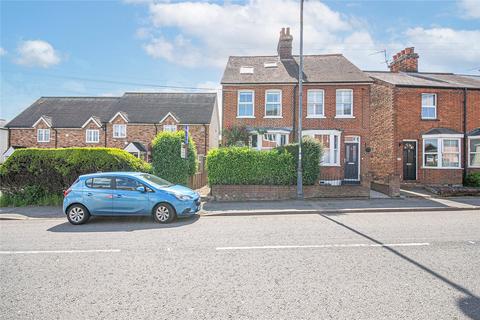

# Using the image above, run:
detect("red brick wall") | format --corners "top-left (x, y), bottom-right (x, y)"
top-left (222, 84), bottom-right (372, 182)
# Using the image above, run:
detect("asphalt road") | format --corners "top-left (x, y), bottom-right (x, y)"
top-left (1, 210), bottom-right (479, 320)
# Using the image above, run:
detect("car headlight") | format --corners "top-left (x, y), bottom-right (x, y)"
top-left (173, 193), bottom-right (193, 201)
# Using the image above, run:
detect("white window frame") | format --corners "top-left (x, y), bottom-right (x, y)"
top-left (302, 130), bottom-right (341, 166)
top-left (237, 90), bottom-right (255, 118)
top-left (306, 89), bottom-right (325, 118)
top-left (37, 129), bottom-right (50, 142)
top-left (264, 89), bottom-right (282, 118)
top-left (335, 89), bottom-right (354, 118)
top-left (85, 129), bottom-right (100, 143)
top-left (421, 93), bottom-right (437, 120)
top-left (468, 136), bottom-right (480, 168)
top-left (113, 124), bottom-right (127, 138)
top-left (163, 124), bottom-right (177, 132)
top-left (250, 130), bottom-right (289, 150)
top-left (422, 135), bottom-right (462, 169)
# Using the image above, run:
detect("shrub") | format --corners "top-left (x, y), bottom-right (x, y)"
top-left (151, 130), bottom-right (197, 185)
top-left (0, 148), bottom-right (151, 206)
top-left (465, 172), bottom-right (480, 187)
top-left (222, 125), bottom-right (250, 146)
top-left (276, 136), bottom-right (323, 185)
top-left (206, 147), bottom-right (295, 185)
top-left (206, 137), bottom-right (322, 185)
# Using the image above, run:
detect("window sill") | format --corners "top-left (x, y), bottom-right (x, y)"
top-left (421, 167), bottom-right (463, 170)
top-left (263, 116), bottom-right (283, 119)
top-left (334, 116), bottom-right (355, 119)
top-left (236, 116), bottom-right (255, 119)
top-left (321, 164), bottom-right (341, 167)
top-left (306, 115), bottom-right (326, 119)
top-left (37, 141), bottom-right (50, 143)
top-left (421, 118), bottom-right (439, 121)
top-left (113, 136), bottom-right (127, 139)
top-left (86, 142), bottom-right (100, 144)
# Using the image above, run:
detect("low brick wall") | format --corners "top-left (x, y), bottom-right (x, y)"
top-left (371, 175), bottom-right (400, 197)
top-left (211, 184), bottom-right (370, 201)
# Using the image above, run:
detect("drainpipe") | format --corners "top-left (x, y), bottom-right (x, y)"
top-left (463, 88), bottom-right (468, 184)
top-left (154, 123), bottom-right (158, 135)
top-left (292, 83), bottom-right (298, 140)
top-left (204, 124), bottom-right (208, 155)
top-left (7, 128), bottom-right (10, 148)
top-left (103, 122), bottom-right (107, 147)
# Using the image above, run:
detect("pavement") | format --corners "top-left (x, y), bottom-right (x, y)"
top-left (1, 194), bottom-right (479, 220)
top-left (1, 209), bottom-right (479, 319)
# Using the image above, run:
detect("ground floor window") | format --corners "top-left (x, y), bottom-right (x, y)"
top-left (469, 137), bottom-right (480, 167)
top-left (302, 130), bottom-right (341, 166)
top-left (249, 131), bottom-right (289, 150)
top-left (423, 137), bottom-right (461, 168)
top-left (86, 129), bottom-right (100, 143)
top-left (163, 124), bottom-right (177, 132)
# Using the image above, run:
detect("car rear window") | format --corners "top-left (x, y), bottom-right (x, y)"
top-left (85, 177), bottom-right (113, 189)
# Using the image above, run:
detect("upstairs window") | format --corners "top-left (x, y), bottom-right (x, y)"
top-left (265, 90), bottom-right (282, 117)
top-left (336, 89), bottom-right (353, 117)
top-left (237, 90), bottom-right (254, 118)
top-left (37, 129), bottom-right (50, 142)
top-left (421, 93), bottom-right (437, 119)
top-left (86, 129), bottom-right (100, 143)
top-left (307, 90), bottom-right (324, 117)
top-left (163, 125), bottom-right (177, 132)
top-left (113, 124), bottom-right (127, 138)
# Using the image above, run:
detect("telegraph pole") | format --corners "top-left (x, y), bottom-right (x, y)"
top-left (297, 0), bottom-right (304, 199)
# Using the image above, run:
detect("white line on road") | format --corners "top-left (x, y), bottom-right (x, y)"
top-left (216, 242), bottom-right (430, 251)
top-left (0, 249), bottom-right (121, 255)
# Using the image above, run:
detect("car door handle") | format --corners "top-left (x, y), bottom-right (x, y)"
top-left (86, 193), bottom-right (93, 196)
top-left (114, 194), bottom-right (123, 198)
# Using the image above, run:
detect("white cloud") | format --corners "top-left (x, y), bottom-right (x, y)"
top-left (0, 47), bottom-right (6, 56)
top-left (15, 40), bottom-right (61, 68)
top-left (140, 0), bottom-right (384, 69)
top-left (401, 27), bottom-right (480, 72)
top-left (459, 0), bottom-right (480, 19)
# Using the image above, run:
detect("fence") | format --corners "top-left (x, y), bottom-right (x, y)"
top-left (188, 170), bottom-right (208, 190)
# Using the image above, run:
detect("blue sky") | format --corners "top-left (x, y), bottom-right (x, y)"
top-left (1, 0), bottom-right (479, 121)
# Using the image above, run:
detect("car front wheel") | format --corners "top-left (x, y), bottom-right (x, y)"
top-left (67, 204), bottom-right (90, 225)
top-left (153, 203), bottom-right (176, 224)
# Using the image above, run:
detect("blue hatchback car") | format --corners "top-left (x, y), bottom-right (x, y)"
top-left (63, 172), bottom-right (201, 225)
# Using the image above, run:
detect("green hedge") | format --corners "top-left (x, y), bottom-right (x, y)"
top-left (465, 172), bottom-right (480, 187)
top-left (0, 148), bottom-right (151, 204)
top-left (151, 131), bottom-right (197, 185)
top-left (206, 137), bottom-right (322, 185)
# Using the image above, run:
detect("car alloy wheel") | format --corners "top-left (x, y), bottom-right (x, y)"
top-left (67, 204), bottom-right (90, 225)
top-left (153, 203), bottom-right (175, 223)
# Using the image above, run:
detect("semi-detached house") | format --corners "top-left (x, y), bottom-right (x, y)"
top-left (5, 92), bottom-right (220, 163)
top-left (221, 27), bottom-right (373, 185)
top-left (368, 48), bottom-right (480, 185)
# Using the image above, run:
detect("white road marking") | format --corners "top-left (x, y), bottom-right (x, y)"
top-left (0, 249), bottom-right (121, 254)
top-left (216, 242), bottom-right (430, 251)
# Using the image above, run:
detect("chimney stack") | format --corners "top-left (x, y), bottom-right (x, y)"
top-left (389, 47), bottom-right (419, 73)
top-left (277, 27), bottom-right (293, 60)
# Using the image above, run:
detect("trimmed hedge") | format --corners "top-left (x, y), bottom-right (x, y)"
top-left (151, 131), bottom-right (197, 185)
top-left (206, 137), bottom-right (322, 185)
top-left (465, 172), bottom-right (480, 187)
top-left (0, 148), bottom-right (151, 205)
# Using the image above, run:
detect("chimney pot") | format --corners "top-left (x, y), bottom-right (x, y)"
top-left (286, 27), bottom-right (290, 35)
top-left (277, 27), bottom-right (293, 60)
top-left (389, 47), bottom-right (419, 73)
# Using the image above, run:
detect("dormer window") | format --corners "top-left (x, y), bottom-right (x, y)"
top-left (240, 66), bottom-right (254, 74)
top-left (37, 129), bottom-right (50, 142)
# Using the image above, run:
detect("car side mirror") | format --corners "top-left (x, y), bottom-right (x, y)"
top-left (136, 186), bottom-right (146, 193)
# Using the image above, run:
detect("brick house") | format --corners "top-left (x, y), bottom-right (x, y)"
top-left (221, 27), bottom-right (373, 185)
top-left (368, 48), bottom-right (480, 185)
top-left (5, 92), bottom-right (220, 162)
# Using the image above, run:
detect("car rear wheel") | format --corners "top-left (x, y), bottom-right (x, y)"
top-left (67, 204), bottom-right (90, 225)
top-left (153, 203), bottom-right (176, 224)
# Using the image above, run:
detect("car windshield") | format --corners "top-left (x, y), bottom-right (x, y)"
top-left (139, 174), bottom-right (173, 188)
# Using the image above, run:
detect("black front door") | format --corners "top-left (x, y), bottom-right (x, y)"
top-left (344, 143), bottom-right (359, 181)
top-left (403, 141), bottom-right (416, 180)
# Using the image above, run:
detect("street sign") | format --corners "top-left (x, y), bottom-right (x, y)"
top-left (185, 125), bottom-right (189, 144)
top-left (181, 142), bottom-right (187, 159)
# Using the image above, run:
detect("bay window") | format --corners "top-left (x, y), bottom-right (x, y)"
top-left (307, 89), bottom-right (324, 117)
top-left (237, 90), bottom-right (254, 118)
top-left (469, 137), bottom-right (480, 167)
top-left (265, 90), bottom-right (282, 117)
top-left (423, 137), bottom-right (461, 168)
top-left (302, 130), bottom-right (341, 166)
